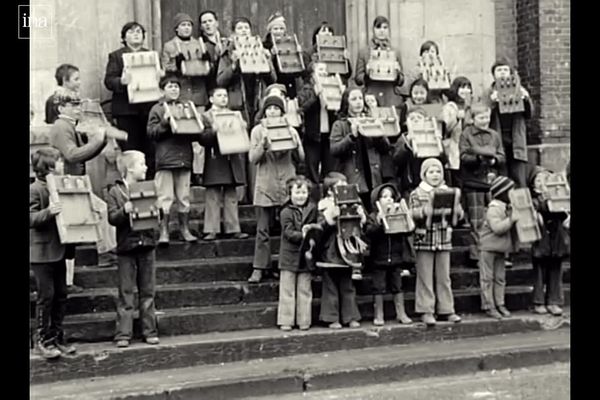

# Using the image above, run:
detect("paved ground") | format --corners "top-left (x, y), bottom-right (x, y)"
top-left (245, 362), bottom-right (570, 400)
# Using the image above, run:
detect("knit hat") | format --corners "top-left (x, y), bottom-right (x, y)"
top-left (419, 158), bottom-right (444, 181)
top-left (265, 83), bottom-right (287, 98)
top-left (262, 95), bottom-right (285, 113)
top-left (490, 176), bottom-right (515, 199)
top-left (323, 172), bottom-right (348, 193)
top-left (266, 12), bottom-right (286, 32)
top-left (173, 13), bottom-right (193, 31)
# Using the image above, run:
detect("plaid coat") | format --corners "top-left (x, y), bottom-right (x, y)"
top-left (409, 184), bottom-right (461, 252)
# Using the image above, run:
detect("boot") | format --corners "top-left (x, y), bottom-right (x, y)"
top-left (159, 213), bottom-right (170, 245)
top-left (179, 212), bottom-right (198, 242)
top-left (248, 269), bottom-right (263, 283)
top-left (373, 295), bottom-right (385, 326)
top-left (393, 293), bottom-right (412, 324)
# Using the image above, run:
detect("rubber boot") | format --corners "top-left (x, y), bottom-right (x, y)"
top-left (159, 213), bottom-right (170, 245)
top-left (394, 293), bottom-right (412, 324)
top-left (179, 212), bottom-right (198, 242)
top-left (373, 294), bottom-right (385, 326)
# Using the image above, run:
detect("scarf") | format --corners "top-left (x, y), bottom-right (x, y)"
top-left (371, 37), bottom-right (391, 50)
top-left (418, 180), bottom-right (448, 193)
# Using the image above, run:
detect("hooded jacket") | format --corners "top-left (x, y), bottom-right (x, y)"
top-left (365, 183), bottom-right (416, 268)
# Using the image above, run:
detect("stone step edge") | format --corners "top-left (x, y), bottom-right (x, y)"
top-left (30, 330), bottom-right (570, 399)
top-left (58, 285), bottom-right (570, 324)
top-left (35, 263), bottom-right (571, 301)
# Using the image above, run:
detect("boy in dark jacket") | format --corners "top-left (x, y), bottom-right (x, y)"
top-left (365, 183), bottom-right (415, 326)
top-left (484, 58), bottom-right (534, 188)
top-left (198, 87), bottom-right (248, 241)
top-left (107, 150), bottom-right (159, 348)
top-left (30, 148), bottom-right (76, 359)
top-left (529, 167), bottom-right (569, 316)
top-left (148, 74), bottom-right (210, 244)
top-left (459, 103), bottom-right (506, 267)
top-left (277, 176), bottom-right (318, 331)
top-left (317, 172), bottom-right (364, 329)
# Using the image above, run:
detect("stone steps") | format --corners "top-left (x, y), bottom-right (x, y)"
top-left (30, 325), bottom-right (570, 394)
top-left (33, 264), bottom-right (571, 315)
top-left (48, 285), bottom-right (569, 343)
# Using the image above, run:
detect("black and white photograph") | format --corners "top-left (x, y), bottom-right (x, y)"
top-left (28, 0), bottom-right (570, 398)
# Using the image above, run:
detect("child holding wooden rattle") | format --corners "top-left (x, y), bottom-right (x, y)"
top-left (365, 183), bottom-right (415, 326)
top-left (107, 150), bottom-right (159, 348)
top-left (409, 158), bottom-right (463, 326)
top-left (478, 176), bottom-right (519, 319)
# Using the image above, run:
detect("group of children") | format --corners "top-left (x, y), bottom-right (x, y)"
top-left (30, 11), bottom-right (570, 359)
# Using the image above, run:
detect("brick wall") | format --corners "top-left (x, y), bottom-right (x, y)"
top-left (494, 0), bottom-right (517, 66)
top-left (538, 0), bottom-right (570, 142)
top-left (516, 0), bottom-right (542, 142)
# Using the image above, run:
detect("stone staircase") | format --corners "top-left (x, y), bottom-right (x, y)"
top-left (29, 189), bottom-right (571, 398)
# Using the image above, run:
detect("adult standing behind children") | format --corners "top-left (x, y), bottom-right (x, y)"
top-left (104, 21), bottom-right (157, 179)
top-left (484, 58), bottom-right (534, 188)
top-left (198, 10), bottom-right (224, 92)
top-left (355, 16), bottom-right (404, 110)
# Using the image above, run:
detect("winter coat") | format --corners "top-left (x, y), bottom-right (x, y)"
top-left (278, 201), bottom-right (318, 272)
top-left (200, 33), bottom-right (225, 92)
top-left (249, 124), bottom-right (303, 207)
top-left (355, 41), bottom-right (405, 108)
top-left (106, 180), bottom-right (156, 254)
top-left (316, 197), bottom-right (354, 266)
top-left (365, 183), bottom-right (416, 268)
top-left (330, 118), bottom-right (390, 194)
top-left (216, 46), bottom-right (277, 123)
top-left (459, 125), bottom-right (505, 190)
top-left (479, 199), bottom-right (518, 253)
top-left (409, 182), bottom-right (462, 252)
top-left (147, 100), bottom-right (208, 171)
top-left (30, 179), bottom-right (66, 263)
top-left (196, 108), bottom-right (246, 187)
top-left (392, 133), bottom-right (447, 196)
top-left (104, 46), bottom-right (156, 117)
top-left (50, 116), bottom-right (106, 176)
top-left (297, 77), bottom-right (337, 142)
top-left (531, 194), bottom-right (570, 259)
top-left (483, 85), bottom-right (534, 162)
top-left (162, 36), bottom-right (212, 107)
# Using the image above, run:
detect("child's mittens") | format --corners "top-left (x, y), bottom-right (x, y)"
top-left (48, 200), bottom-right (63, 216)
top-left (323, 204), bottom-right (340, 226)
top-left (563, 214), bottom-right (570, 230)
top-left (356, 205), bottom-right (367, 225)
top-left (124, 201), bottom-right (134, 214)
